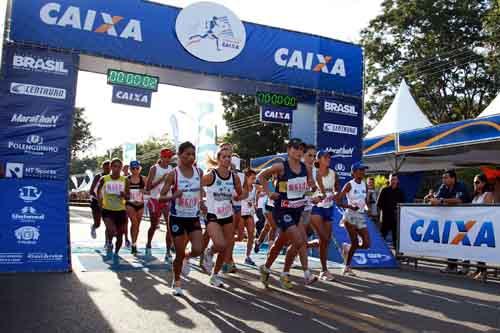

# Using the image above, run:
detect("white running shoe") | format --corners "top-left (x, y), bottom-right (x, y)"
top-left (182, 257), bottom-right (191, 277)
top-left (209, 274), bottom-right (225, 288)
top-left (342, 266), bottom-right (357, 277)
top-left (304, 272), bottom-right (318, 286)
top-left (172, 281), bottom-right (184, 297)
top-left (319, 271), bottom-right (336, 281)
top-left (90, 225), bottom-right (97, 239)
top-left (202, 248), bottom-right (214, 274)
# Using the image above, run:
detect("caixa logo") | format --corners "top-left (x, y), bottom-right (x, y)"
top-left (274, 48), bottom-right (346, 77)
top-left (411, 219), bottom-right (496, 247)
top-left (40, 2), bottom-right (143, 42)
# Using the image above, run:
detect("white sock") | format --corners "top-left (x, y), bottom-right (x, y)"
top-left (304, 269), bottom-right (311, 279)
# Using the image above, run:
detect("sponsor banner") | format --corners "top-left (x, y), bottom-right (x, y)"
top-left (0, 179), bottom-right (70, 272)
top-left (363, 134), bottom-right (397, 157)
top-left (399, 205), bottom-right (500, 265)
top-left (317, 96), bottom-right (363, 185)
top-left (10, 0), bottom-right (363, 96)
top-left (330, 205), bottom-right (398, 268)
top-left (112, 85), bottom-right (152, 108)
top-left (260, 106), bottom-right (293, 124)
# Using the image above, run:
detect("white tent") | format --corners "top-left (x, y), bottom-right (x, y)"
top-left (477, 93), bottom-right (500, 118)
top-left (365, 79), bottom-right (432, 138)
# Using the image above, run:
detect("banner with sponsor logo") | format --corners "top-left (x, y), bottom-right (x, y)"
top-left (10, 0), bottom-right (363, 96)
top-left (317, 96), bottom-right (363, 186)
top-left (330, 205), bottom-right (398, 268)
top-left (112, 85), bottom-right (152, 108)
top-left (260, 106), bottom-right (293, 124)
top-left (399, 205), bottom-right (500, 265)
top-left (0, 44), bottom-right (78, 181)
top-left (0, 179), bottom-right (70, 272)
top-left (0, 44), bottom-right (77, 272)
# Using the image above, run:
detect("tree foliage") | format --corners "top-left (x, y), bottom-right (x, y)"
top-left (221, 94), bottom-right (289, 161)
top-left (361, 0), bottom-right (499, 125)
top-left (71, 107), bottom-right (96, 158)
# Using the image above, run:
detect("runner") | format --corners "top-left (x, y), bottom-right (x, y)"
top-left (255, 185), bottom-right (267, 238)
top-left (258, 138), bottom-right (318, 289)
top-left (125, 160), bottom-right (146, 255)
top-left (159, 142), bottom-right (204, 296)
top-left (311, 149), bottom-right (339, 281)
top-left (89, 160), bottom-right (110, 241)
top-left (254, 177), bottom-right (278, 254)
top-left (201, 147), bottom-right (244, 287)
top-left (146, 148), bottom-right (174, 260)
top-left (300, 145), bottom-right (321, 250)
top-left (336, 162), bottom-right (371, 276)
top-left (96, 158), bottom-right (128, 262)
top-left (240, 169), bottom-right (257, 266)
top-left (226, 154), bottom-right (244, 273)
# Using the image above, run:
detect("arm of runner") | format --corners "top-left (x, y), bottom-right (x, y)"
top-left (96, 178), bottom-right (105, 207)
top-left (145, 165), bottom-right (156, 192)
top-left (233, 172), bottom-right (245, 201)
top-left (257, 163), bottom-right (283, 201)
top-left (159, 171), bottom-right (181, 202)
top-left (337, 182), bottom-right (357, 210)
top-left (89, 174), bottom-right (100, 197)
top-left (198, 169), bottom-right (207, 214)
top-left (307, 165), bottom-right (317, 192)
top-left (201, 169), bottom-right (215, 187)
top-left (124, 178), bottom-right (130, 200)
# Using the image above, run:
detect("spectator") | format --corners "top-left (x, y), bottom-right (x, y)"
top-left (429, 169), bottom-right (471, 274)
top-left (367, 177), bottom-right (379, 223)
top-left (467, 173), bottom-right (494, 279)
top-left (376, 173), bottom-right (405, 247)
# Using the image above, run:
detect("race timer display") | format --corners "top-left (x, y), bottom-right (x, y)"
top-left (107, 69), bottom-right (159, 92)
top-left (256, 91), bottom-right (297, 109)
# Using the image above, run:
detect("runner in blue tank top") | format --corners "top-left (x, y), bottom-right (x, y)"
top-left (257, 138), bottom-right (318, 288)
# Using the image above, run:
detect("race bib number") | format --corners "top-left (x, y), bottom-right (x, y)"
top-left (105, 182), bottom-right (124, 195)
top-left (287, 177), bottom-right (307, 200)
top-left (130, 189), bottom-right (144, 203)
top-left (215, 204), bottom-right (233, 218)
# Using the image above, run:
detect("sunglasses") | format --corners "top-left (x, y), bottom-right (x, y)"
top-left (131, 167), bottom-right (140, 170)
top-left (474, 181), bottom-right (481, 184)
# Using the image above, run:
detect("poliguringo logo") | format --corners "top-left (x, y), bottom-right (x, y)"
top-left (175, 2), bottom-right (246, 62)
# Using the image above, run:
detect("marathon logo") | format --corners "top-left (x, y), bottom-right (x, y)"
top-left (323, 123), bottom-right (358, 136)
top-left (410, 219), bottom-right (496, 248)
top-left (10, 112), bottom-right (61, 128)
top-left (12, 54), bottom-right (68, 75)
top-left (323, 100), bottom-right (358, 117)
top-left (10, 82), bottom-right (67, 100)
top-left (40, 2), bottom-right (143, 42)
top-left (324, 146), bottom-right (354, 159)
top-left (274, 48), bottom-right (346, 77)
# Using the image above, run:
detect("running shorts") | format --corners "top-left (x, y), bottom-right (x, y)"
top-left (300, 210), bottom-right (311, 225)
top-left (169, 216), bottom-right (202, 237)
top-left (343, 209), bottom-right (367, 229)
top-left (206, 213), bottom-right (233, 226)
top-left (311, 206), bottom-right (333, 221)
top-left (275, 208), bottom-right (302, 231)
top-left (147, 198), bottom-right (169, 220)
top-left (102, 209), bottom-right (127, 225)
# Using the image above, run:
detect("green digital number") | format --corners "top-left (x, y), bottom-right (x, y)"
top-left (256, 92), bottom-right (297, 109)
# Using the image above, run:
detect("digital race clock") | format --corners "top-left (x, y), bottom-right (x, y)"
top-left (107, 69), bottom-right (159, 92)
top-left (256, 91), bottom-right (297, 109)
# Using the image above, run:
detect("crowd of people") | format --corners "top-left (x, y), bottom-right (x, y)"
top-left (88, 138), bottom-right (374, 296)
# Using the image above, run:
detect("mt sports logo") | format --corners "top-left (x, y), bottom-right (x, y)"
top-left (176, 2), bottom-right (246, 62)
top-left (411, 219), bottom-right (496, 248)
top-left (40, 2), bottom-right (142, 42)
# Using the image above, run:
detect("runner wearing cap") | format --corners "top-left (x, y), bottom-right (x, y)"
top-left (311, 149), bottom-right (339, 281)
top-left (337, 162), bottom-right (370, 276)
top-left (97, 158), bottom-right (128, 262)
top-left (159, 142), bottom-right (204, 296)
top-left (146, 148), bottom-right (174, 260)
top-left (125, 160), bottom-right (146, 255)
top-left (89, 160), bottom-right (111, 243)
top-left (258, 138), bottom-right (318, 289)
top-left (201, 146), bottom-right (245, 288)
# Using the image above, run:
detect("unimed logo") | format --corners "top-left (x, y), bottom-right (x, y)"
top-left (410, 219), bottom-right (496, 247)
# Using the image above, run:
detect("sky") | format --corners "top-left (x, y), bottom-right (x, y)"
top-left (76, 0), bottom-right (383, 156)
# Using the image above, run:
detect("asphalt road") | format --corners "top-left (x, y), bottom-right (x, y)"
top-left (1, 207), bottom-right (499, 333)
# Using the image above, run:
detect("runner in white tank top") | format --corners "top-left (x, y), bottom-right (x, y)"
top-left (145, 148), bottom-right (174, 260)
top-left (240, 169), bottom-right (258, 266)
top-left (201, 147), bottom-right (244, 288)
top-left (160, 142), bottom-right (204, 296)
top-left (337, 162), bottom-right (371, 276)
top-left (310, 149), bottom-right (339, 281)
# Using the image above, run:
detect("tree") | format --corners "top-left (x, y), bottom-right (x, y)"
top-left (221, 94), bottom-right (289, 161)
top-left (71, 107), bottom-right (96, 158)
top-left (361, 0), bottom-right (498, 125)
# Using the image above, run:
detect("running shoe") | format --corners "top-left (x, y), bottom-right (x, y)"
top-left (172, 281), bottom-right (184, 297)
top-left (125, 239), bottom-right (131, 248)
top-left (245, 257), bottom-right (256, 266)
top-left (280, 274), bottom-right (293, 289)
top-left (202, 248), bottom-right (214, 274)
top-left (145, 247), bottom-right (152, 257)
top-left (229, 263), bottom-right (238, 273)
top-left (105, 242), bottom-right (113, 253)
top-left (209, 274), bottom-right (225, 288)
top-left (259, 265), bottom-right (270, 288)
top-left (131, 245), bottom-right (138, 255)
top-left (319, 271), bottom-right (336, 281)
top-left (182, 258), bottom-right (191, 277)
top-left (254, 241), bottom-right (261, 254)
top-left (341, 266), bottom-right (357, 277)
top-left (90, 225), bottom-right (97, 239)
top-left (165, 252), bottom-right (173, 265)
top-left (222, 263), bottom-right (231, 274)
top-left (304, 270), bottom-right (318, 285)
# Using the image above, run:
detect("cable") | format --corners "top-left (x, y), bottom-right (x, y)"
top-left (229, 120), bottom-right (262, 131)
top-left (226, 114), bottom-right (260, 127)
top-left (228, 118), bottom-right (262, 129)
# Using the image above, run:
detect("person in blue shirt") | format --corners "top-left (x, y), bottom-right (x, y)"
top-left (429, 169), bottom-right (471, 274)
